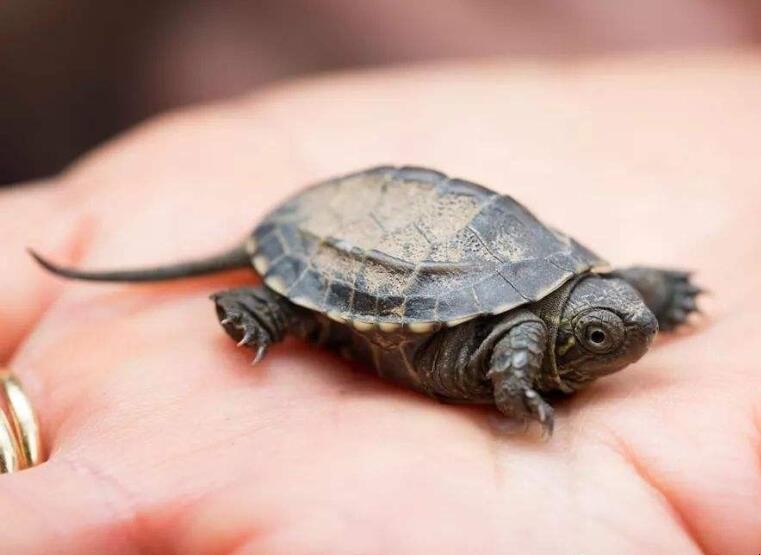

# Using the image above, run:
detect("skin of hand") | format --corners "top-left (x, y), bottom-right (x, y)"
top-left (1, 52), bottom-right (760, 555)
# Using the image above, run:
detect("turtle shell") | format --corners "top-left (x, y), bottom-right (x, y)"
top-left (249, 166), bottom-right (607, 332)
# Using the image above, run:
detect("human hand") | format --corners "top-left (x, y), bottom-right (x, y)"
top-left (1, 52), bottom-right (759, 554)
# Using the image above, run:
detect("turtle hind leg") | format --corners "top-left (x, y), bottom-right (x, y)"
top-left (612, 266), bottom-right (703, 331)
top-left (211, 286), bottom-right (296, 364)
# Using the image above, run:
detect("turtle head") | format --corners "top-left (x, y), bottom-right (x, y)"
top-left (553, 274), bottom-right (657, 391)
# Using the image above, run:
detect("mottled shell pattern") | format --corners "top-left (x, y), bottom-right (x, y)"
top-left (249, 166), bottom-right (606, 333)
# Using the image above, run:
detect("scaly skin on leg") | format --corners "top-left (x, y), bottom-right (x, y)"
top-left (612, 266), bottom-right (702, 331)
top-left (211, 286), bottom-right (295, 364)
top-left (487, 320), bottom-right (553, 434)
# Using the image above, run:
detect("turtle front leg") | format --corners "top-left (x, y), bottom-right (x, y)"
top-left (211, 286), bottom-right (296, 364)
top-left (612, 266), bottom-right (703, 331)
top-left (488, 320), bottom-right (554, 435)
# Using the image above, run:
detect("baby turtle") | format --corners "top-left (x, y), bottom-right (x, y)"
top-left (31, 166), bottom-right (701, 434)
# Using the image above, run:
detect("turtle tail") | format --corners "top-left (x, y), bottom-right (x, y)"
top-left (28, 244), bottom-right (251, 283)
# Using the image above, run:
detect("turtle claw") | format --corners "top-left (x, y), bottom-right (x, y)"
top-left (524, 389), bottom-right (554, 438)
top-left (683, 283), bottom-right (704, 297)
top-left (251, 345), bottom-right (268, 365)
top-left (237, 331), bottom-right (255, 347)
top-left (494, 382), bottom-right (555, 438)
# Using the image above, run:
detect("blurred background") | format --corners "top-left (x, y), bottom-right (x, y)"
top-left (2, 0), bottom-right (760, 185)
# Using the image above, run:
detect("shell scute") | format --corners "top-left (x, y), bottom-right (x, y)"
top-left (351, 289), bottom-right (377, 314)
top-left (256, 232), bottom-right (286, 265)
top-left (404, 295), bottom-right (437, 321)
top-left (265, 256), bottom-right (306, 291)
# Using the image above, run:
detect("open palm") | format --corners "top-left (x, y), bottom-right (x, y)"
top-left (1, 53), bottom-right (759, 555)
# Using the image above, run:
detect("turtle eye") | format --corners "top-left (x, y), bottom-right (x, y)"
top-left (574, 310), bottom-right (625, 354)
top-left (585, 325), bottom-right (611, 350)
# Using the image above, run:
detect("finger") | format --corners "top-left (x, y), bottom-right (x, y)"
top-left (0, 182), bottom-right (84, 360)
top-left (0, 461), bottom-right (143, 555)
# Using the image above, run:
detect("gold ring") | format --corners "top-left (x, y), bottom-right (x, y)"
top-left (0, 371), bottom-right (43, 472)
top-left (0, 408), bottom-right (21, 473)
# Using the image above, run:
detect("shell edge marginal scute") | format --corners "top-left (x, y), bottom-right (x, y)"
top-left (291, 295), bottom-right (319, 311)
top-left (245, 237), bottom-right (257, 255)
top-left (253, 255), bottom-right (270, 275)
top-left (378, 321), bottom-right (401, 332)
top-left (445, 315), bottom-right (477, 327)
top-left (327, 311), bottom-right (348, 324)
top-left (352, 320), bottom-right (375, 332)
top-left (407, 321), bottom-right (436, 334)
top-left (264, 275), bottom-right (289, 296)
